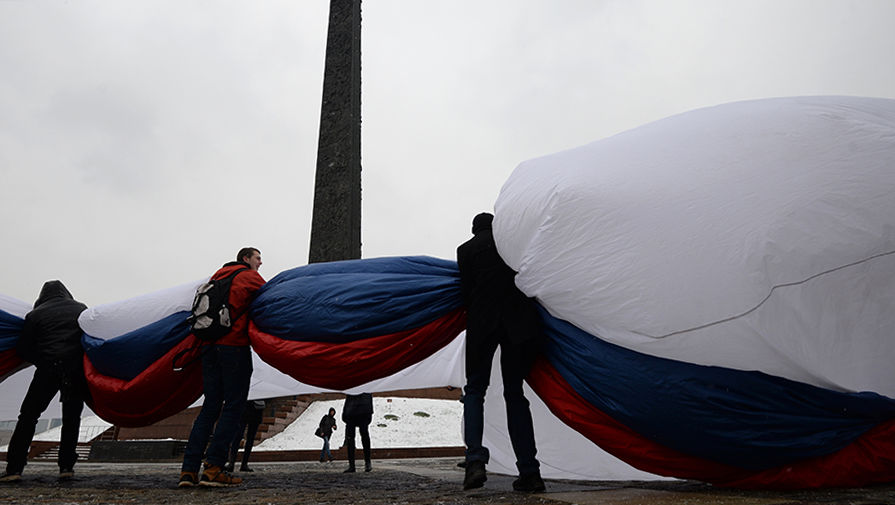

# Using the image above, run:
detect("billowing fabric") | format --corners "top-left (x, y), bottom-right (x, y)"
top-left (249, 256), bottom-right (466, 389)
top-left (0, 294), bottom-right (30, 382)
top-left (251, 256), bottom-right (462, 341)
top-left (58, 257), bottom-right (464, 425)
top-left (494, 95), bottom-right (895, 396)
top-left (486, 95), bottom-right (895, 486)
top-left (82, 312), bottom-right (192, 381)
top-left (84, 336), bottom-right (204, 427)
top-left (527, 358), bottom-right (895, 489)
top-left (3, 96), bottom-right (895, 489)
top-left (79, 279), bottom-right (208, 426)
top-left (2, 251), bottom-right (895, 486)
top-left (529, 307), bottom-right (895, 488)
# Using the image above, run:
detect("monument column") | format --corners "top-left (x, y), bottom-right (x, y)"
top-left (309, 0), bottom-right (362, 263)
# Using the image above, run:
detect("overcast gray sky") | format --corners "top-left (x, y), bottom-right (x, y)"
top-left (2, 0), bottom-right (895, 306)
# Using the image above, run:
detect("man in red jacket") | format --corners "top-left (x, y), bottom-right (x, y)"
top-left (179, 247), bottom-right (265, 488)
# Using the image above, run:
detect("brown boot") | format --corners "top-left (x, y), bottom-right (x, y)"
top-left (178, 471), bottom-right (198, 488)
top-left (199, 465), bottom-right (243, 487)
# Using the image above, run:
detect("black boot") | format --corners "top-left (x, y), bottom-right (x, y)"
top-left (463, 460), bottom-right (486, 490)
top-left (345, 442), bottom-right (356, 472)
top-left (363, 446), bottom-right (372, 472)
top-left (512, 472), bottom-right (545, 493)
top-left (345, 444), bottom-right (356, 472)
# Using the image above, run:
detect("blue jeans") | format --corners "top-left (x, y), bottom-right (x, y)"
top-left (181, 345), bottom-right (252, 472)
top-left (463, 333), bottom-right (540, 476)
top-left (320, 435), bottom-right (333, 461)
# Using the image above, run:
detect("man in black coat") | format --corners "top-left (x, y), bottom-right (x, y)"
top-left (225, 399), bottom-right (266, 473)
top-left (457, 213), bottom-right (546, 493)
top-left (1, 281), bottom-right (88, 482)
top-left (341, 393), bottom-right (374, 473)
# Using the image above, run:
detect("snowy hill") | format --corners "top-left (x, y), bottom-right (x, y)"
top-left (257, 397), bottom-right (463, 451)
top-left (1, 397), bottom-right (463, 452)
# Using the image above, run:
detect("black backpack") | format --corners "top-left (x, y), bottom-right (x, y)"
top-left (187, 267), bottom-right (249, 342)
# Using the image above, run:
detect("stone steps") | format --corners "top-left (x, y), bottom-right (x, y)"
top-left (31, 443), bottom-right (92, 461)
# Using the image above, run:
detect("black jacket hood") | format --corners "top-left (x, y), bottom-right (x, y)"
top-left (34, 280), bottom-right (75, 308)
top-left (472, 213), bottom-right (494, 235)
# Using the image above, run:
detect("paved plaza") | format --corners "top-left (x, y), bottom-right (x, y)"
top-left (1, 458), bottom-right (895, 504)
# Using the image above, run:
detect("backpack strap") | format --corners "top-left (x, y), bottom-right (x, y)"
top-left (172, 343), bottom-right (210, 372)
top-left (218, 266), bottom-right (250, 283)
top-left (223, 267), bottom-right (253, 324)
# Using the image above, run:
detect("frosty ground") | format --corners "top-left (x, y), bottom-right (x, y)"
top-left (4, 459), bottom-right (895, 505)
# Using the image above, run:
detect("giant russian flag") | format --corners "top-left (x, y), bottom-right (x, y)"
top-left (492, 95), bottom-right (895, 487)
top-left (72, 257), bottom-right (468, 426)
top-left (2, 96), bottom-right (894, 488)
top-left (249, 256), bottom-right (466, 390)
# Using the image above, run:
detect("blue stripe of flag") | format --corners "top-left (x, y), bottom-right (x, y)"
top-left (251, 256), bottom-right (463, 342)
top-left (541, 306), bottom-right (895, 470)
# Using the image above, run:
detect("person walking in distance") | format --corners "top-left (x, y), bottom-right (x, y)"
top-left (318, 407), bottom-right (337, 463)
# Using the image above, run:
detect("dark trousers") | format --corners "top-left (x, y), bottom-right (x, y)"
top-left (227, 417), bottom-right (261, 468)
top-left (463, 331), bottom-right (540, 476)
top-left (181, 345), bottom-right (252, 472)
top-left (344, 413), bottom-right (372, 467)
top-left (5, 366), bottom-right (85, 474)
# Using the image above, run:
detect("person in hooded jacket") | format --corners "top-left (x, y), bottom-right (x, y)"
top-left (1, 281), bottom-right (88, 483)
top-left (457, 213), bottom-right (546, 493)
top-left (318, 407), bottom-right (337, 463)
top-left (179, 247), bottom-right (265, 488)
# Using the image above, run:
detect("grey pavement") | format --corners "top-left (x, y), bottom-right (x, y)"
top-left (2, 457), bottom-right (895, 504)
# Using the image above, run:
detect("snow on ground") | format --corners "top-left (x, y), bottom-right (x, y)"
top-left (0, 398), bottom-right (461, 452)
top-left (255, 397), bottom-right (463, 451)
